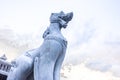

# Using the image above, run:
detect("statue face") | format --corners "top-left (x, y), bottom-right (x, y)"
top-left (50, 11), bottom-right (73, 28)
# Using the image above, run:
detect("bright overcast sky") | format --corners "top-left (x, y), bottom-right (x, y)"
top-left (0, 0), bottom-right (120, 80)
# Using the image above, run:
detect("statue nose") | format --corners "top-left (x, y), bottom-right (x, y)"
top-left (66, 12), bottom-right (73, 21)
top-left (68, 12), bottom-right (73, 16)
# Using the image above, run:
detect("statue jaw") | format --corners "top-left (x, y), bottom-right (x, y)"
top-left (59, 18), bottom-right (67, 28)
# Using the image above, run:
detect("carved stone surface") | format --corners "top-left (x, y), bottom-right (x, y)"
top-left (7, 11), bottom-right (73, 80)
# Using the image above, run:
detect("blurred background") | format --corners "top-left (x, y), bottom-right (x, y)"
top-left (0, 0), bottom-right (120, 80)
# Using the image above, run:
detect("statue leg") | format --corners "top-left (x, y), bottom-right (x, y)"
top-left (34, 57), bottom-right (39, 80)
top-left (34, 40), bottom-right (63, 80)
top-left (7, 55), bottom-right (33, 80)
top-left (54, 49), bottom-right (66, 80)
top-left (35, 53), bottom-right (55, 80)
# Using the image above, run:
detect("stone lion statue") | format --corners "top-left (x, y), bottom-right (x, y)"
top-left (7, 11), bottom-right (73, 80)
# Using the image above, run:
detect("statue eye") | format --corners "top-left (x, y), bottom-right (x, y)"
top-left (51, 13), bottom-right (55, 15)
top-left (47, 32), bottom-right (50, 34)
top-left (58, 16), bottom-right (62, 18)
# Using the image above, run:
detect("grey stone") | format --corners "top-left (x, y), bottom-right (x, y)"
top-left (7, 11), bottom-right (73, 80)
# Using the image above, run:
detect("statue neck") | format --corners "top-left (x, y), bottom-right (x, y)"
top-left (49, 23), bottom-right (61, 31)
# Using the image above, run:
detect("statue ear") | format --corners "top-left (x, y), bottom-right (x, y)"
top-left (51, 13), bottom-right (54, 15)
top-left (59, 11), bottom-right (65, 16)
top-left (60, 11), bottom-right (64, 14)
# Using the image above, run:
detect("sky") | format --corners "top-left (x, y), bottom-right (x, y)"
top-left (0, 0), bottom-right (120, 80)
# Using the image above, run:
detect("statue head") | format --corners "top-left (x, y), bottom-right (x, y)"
top-left (50, 11), bottom-right (73, 28)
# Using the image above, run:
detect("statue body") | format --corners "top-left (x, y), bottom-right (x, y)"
top-left (7, 11), bottom-right (73, 80)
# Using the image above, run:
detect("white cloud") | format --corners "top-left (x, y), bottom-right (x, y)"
top-left (0, 0), bottom-right (120, 78)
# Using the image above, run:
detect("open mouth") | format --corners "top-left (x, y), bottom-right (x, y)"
top-left (59, 19), bottom-right (67, 28)
top-left (58, 12), bottom-right (73, 28)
